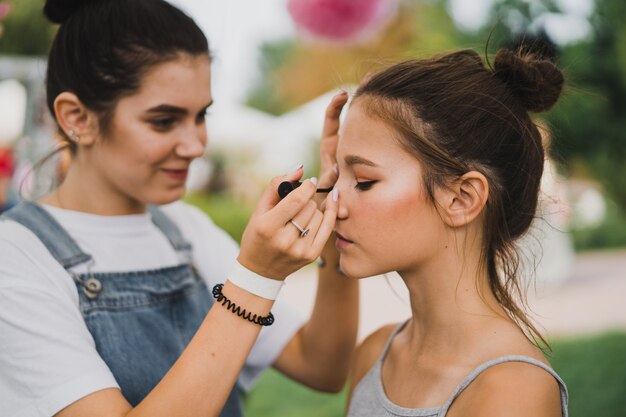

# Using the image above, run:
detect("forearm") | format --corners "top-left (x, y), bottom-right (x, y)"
top-left (299, 240), bottom-right (359, 391)
top-left (131, 281), bottom-right (272, 417)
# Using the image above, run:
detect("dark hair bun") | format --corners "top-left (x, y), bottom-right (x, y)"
top-left (44, 0), bottom-right (96, 24)
top-left (494, 48), bottom-right (564, 112)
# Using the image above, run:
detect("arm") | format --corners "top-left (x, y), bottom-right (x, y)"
top-left (55, 171), bottom-right (339, 417)
top-left (273, 238), bottom-right (359, 392)
top-left (273, 92), bottom-right (359, 392)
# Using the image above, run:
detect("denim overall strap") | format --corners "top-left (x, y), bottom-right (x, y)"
top-left (147, 205), bottom-right (192, 252)
top-left (1, 201), bottom-right (93, 269)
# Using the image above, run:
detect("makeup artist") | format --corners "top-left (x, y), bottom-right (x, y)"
top-left (0, 1), bottom-right (357, 416)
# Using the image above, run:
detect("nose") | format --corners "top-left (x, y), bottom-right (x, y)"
top-left (177, 125), bottom-right (207, 159)
top-left (336, 179), bottom-right (349, 220)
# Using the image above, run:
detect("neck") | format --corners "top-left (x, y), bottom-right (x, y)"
top-left (398, 231), bottom-right (509, 360)
top-left (41, 163), bottom-right (145, 215)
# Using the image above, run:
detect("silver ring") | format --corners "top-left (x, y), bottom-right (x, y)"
top-left (289, 219), bottom-right (310, 238)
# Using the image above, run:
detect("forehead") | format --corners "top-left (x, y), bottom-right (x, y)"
top-left (338, 100), bottom-right (419, 169)
top-left (131, 54), bottom-right (212, 107)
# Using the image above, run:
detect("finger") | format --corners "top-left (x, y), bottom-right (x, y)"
top-left (253, 165), bottom-right (304, 217)
top-left (289, 200), bottom-right (318, 232)
top-left (304, 210), bottom-right (323, 240)
top-left (272, 177), bottom-right (318, 224)
top-left (312, 187), bottom-right (339, 250)
top-left (319, 163), bottom-right (339, 188)
top-left (321, 91), bottom-right (349, 138)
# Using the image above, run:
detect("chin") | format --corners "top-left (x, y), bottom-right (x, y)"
top-left (148, 187), bottom-right (186, 206)
top-left (340, 258), bottom-right (381, 279)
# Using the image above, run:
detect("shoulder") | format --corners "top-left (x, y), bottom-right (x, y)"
top-left (350, 323), bottom-right (399, 391)
top-left (0, 218), bottom-right (67, 287)
top-left (452, 359), bottom-right (563, 417)
top-left (0, 216), bottom-right (84, 305)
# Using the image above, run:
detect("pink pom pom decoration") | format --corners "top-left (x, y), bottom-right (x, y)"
top-left (0, 3), bottom-right (11, 20)
top-left (287, 0), bottom-right (397, 42)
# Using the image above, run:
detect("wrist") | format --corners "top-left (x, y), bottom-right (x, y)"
top-left (227, 260), bottom-right (284, 300)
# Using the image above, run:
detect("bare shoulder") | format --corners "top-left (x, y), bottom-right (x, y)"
top-left (349, 323), bottom-right (399, 393)
top-left (450, 360), bottom-right (563, 417)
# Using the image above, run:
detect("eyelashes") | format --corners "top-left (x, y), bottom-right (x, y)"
top-left (354, 180), bottom-right (377, 191)
top-left (149, 110), bottom-right (209, 131)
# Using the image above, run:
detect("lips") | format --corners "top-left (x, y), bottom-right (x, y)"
top-left (334, 230), bottom-right (354, 250)
top-left (162, 168), bottom-right (188, 181)
top-left (335, 231), bottom-right (352, 242)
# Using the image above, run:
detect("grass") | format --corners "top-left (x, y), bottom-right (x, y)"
top-left (550, 332), bottom-right (626, 417)
top-left (242, 331), bottom-right (626, 417)
top-left (243, 370), bottom-right (348, 417)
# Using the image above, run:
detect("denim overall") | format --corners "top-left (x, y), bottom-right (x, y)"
top-left (3, 202), bottom-right (243, 416)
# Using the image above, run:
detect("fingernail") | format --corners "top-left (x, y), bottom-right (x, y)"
top-left (332, 163), bottom-right (339, 176)
top-left (288, 164), bottom-right (303, 174)
top-left (332, 187), bottom-right (339, 201)
top-left (309, 177), bottom-right (318, 186)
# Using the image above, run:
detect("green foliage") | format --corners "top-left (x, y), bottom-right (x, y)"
top-left (551, 332), bottom-right (626, 417)
top-left (242, 332), bottom-right (626, 417)
top-left (571, 199), bottom-right (626, 250)
top-left (0, 0), bottom-right (55, 55)
top-left (184, 193), bottom-right (253, 243)
top-left (478, 0), bottom-right (626, 219)
top-left (246, 40), bottom-right (297, 116)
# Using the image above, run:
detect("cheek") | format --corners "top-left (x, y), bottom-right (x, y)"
top-left (372, 183), bottom-right (425, 223)
top-left (109, 123), bottom-right (169, 165)
top-left (378, 193), bottom-right (425, 238)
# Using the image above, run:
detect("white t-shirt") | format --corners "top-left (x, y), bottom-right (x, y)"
top-left (0, 201), bottom-right (306, 417)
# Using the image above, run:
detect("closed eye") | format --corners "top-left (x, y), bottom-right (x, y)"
top-left (196, 108), bottom-right (210, 124)
top-left (354, 180), bottom-right (377, 191)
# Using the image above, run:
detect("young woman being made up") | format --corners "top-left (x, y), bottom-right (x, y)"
top-left (333, 48), bottom-right (569, 417)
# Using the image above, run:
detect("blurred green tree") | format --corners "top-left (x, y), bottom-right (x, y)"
top-left (547, 0), bottom-right (626, 211)
top-left (464, 0), bottom-right (626, 211)
top-left (0, 0), bottom-right (55, 56)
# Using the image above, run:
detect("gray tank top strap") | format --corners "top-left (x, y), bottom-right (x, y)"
top-left (439, 355), bottom-right (569, 417)
top-left (2, 201), bottom-right (93, 269)
top-left (378, 320), bottom-right (411, 363)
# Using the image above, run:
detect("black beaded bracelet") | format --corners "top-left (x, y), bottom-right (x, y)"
top-left (212, 284), bottom-right (275, 326)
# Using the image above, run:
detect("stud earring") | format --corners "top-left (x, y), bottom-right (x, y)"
top-left (68, 130), bottom-right (80, 143)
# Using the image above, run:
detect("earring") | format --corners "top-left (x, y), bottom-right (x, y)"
top-left (68, 130), bottom-right (80, 143)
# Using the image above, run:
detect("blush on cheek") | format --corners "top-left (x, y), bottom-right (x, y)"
top-left (384, 189), bottom-right (426, 221)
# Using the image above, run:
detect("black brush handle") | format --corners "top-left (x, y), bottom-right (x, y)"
top-left (277, 181), bottom-right (333, 199)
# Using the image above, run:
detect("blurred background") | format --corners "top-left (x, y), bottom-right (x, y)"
top-left (0, 0), bottom-right (624, 416)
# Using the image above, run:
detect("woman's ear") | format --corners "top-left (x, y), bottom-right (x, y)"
top-left (53, 92), bottom-right (99, 146)
top-left (437, 171), bottom-right (489, 228)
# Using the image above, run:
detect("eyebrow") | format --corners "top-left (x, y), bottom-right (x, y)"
top-left (146, 100), bottom-right (214, 115)
top-left (344, 155), bottom-right (379, 167)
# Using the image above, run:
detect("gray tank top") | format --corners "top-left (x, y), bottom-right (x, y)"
top-left (347, 322), bottom-right (569, 417)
